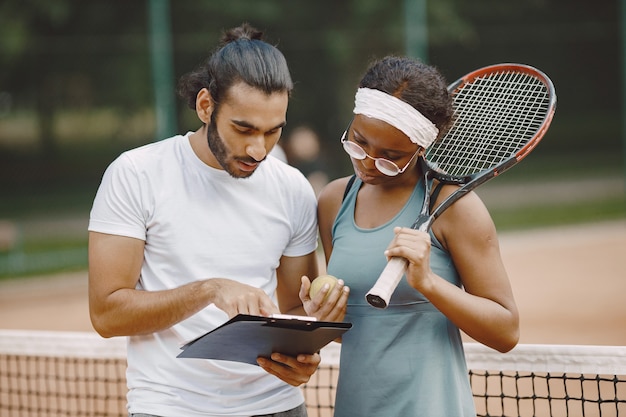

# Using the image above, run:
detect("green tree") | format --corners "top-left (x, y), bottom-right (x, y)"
top-left (0, 1), bottom-right (150, 154)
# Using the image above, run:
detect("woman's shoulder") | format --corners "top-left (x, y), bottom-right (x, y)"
top-left (317, 176), bottom-right (357, 224)
top-left (318, 175), bottom-right (356, 205)
top-left (430, 181), bottom-right (493, 248)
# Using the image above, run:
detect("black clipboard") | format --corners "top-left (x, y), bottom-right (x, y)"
top-left (177, 314), bottom-right (351, 365)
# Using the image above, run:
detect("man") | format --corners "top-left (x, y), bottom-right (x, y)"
top-left (88, 23), bottom-right (339, 417)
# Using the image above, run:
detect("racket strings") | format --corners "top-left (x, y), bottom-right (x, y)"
top-left (440, 76), bottom-right (541, 172)
top-left (428, 70), bottom-right (552, 177)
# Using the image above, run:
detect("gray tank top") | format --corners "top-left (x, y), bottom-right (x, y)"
top-left (328, 177), bottom-right (475, 417)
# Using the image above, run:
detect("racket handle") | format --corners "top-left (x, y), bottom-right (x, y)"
top-left (365, 256), bottom-right (408, 309)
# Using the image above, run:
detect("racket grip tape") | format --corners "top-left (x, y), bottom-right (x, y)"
top-left (365, 256), bottom-right (408, 309)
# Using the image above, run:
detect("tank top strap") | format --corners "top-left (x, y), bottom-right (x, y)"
top-left (429, 181), bottom-right (445, 212)
top-left (342, 175), bottom-right (357, 202)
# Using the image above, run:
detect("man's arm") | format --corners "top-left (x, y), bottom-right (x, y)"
top-left (275, 251), bottom-right (319, 316)
top-left (258, 251), bottom-right (321, 386)
top-left (88, 231), bottom-right (279, 337)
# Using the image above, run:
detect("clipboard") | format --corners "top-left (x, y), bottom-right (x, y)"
top-left (177, 314), bottom-right (351, 365)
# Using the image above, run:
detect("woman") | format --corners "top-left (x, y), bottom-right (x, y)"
top-left (315, 56), bottom-right (519, 416)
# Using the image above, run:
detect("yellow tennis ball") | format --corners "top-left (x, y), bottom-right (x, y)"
top-left (309, 274), bottom-right (339, 301)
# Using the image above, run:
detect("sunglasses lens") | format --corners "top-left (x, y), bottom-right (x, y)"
top-left (342, 141), bottom-right (366, 159)
top-left (375, 160), bottom-right (400, 176)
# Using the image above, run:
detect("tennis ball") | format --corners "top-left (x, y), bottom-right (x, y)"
top-left (309, 274), bottom-right (339, 301)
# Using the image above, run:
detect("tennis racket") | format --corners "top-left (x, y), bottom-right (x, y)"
top-left (365, 63), bottom-right (557, 309)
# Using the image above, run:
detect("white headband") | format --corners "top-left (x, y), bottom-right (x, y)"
top-left (353, 88), bottom-right (439, 149)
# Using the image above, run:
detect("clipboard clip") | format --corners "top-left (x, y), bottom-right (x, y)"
top-left (270, 314), bottom-right (318, 322)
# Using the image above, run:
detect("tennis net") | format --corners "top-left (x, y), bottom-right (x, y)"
top-left (1, 330), bottom-right (625, 417)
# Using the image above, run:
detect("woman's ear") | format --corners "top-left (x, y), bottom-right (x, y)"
top-left (195, 88), bottom-right (214, 124)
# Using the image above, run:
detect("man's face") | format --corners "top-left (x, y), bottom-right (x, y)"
top-left (206, 82), bottom-right (289, 179)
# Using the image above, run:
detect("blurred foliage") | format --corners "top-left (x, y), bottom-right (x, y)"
top-left (491, 196), bottom-right (626, 231)
top-left (0, 0), bottom-right (621, 176)
top-left (0, 0), bottom-right (624, 277)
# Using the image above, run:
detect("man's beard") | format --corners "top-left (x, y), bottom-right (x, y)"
top-left (206, 119), bottom-right (259, 179)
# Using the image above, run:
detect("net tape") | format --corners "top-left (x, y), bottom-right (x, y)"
top-left (1, 330), bottom-right (625, 417)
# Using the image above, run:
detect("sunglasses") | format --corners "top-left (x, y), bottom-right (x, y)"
top-left (340, 126), bottom-right (420, 177)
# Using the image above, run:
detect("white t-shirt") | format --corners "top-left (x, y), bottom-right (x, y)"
top-left (89, 133), bottom-right (318, 417)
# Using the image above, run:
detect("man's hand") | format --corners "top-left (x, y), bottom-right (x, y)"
top-left (257, 352), bottom-right (321, 386)
top-left (208, 278), bottom-right (280, 318)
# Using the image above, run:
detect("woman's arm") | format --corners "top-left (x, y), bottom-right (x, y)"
top-left (386, 188), bottom-right (520, 352)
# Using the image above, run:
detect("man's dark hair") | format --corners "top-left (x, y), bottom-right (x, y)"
top-left (178, 23), bottom-right (293, 110)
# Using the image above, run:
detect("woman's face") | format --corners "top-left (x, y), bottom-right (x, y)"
top-left (345, 114), bottom-right (422, 185)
